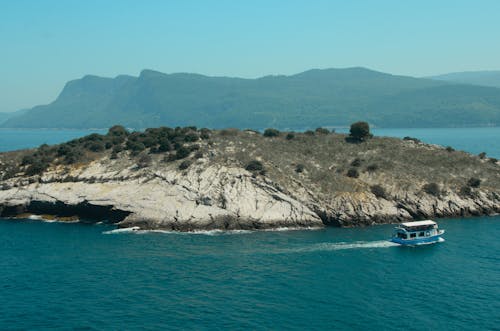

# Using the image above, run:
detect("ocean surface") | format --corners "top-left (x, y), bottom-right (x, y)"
top-left (0, 127), bottom-right (499, 330)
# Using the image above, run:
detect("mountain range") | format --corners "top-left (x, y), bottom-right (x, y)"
top-left (429, 71), bottom-right (500, 88)
top-left (2, 67), bottom-right (500, 129)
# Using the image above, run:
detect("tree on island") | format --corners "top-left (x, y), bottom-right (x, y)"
top-left (348, 121), bottom-right (372, 142)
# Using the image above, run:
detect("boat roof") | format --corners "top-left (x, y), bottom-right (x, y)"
top-left (401, 220), bottom-right (436, 227)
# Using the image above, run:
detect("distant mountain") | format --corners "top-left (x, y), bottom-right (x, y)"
top-left (0, 109), bottom-right (28, 125)
top-left (3, 67), bottom-right (500, 129)
top-left (429, 71), bottom-right (500, 88)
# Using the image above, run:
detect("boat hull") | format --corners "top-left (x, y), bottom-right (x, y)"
top-left (390, 233), bottom-right (444, 246)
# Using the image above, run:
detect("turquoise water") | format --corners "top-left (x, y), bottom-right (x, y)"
top-left (1, 217), bottom-right (499, 330)
top-left (0, 128), bottom-right (107, 152)
top-left (0, 128), bottom-right (499, 329)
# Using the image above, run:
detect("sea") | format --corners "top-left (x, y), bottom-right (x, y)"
top-left (0, 128), bottom-right (499, 330)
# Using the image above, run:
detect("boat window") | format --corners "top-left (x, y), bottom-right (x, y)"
top-left (410, 233), bottom-right (416, 238)
top-left (419, 232), bottom-right (425, 237)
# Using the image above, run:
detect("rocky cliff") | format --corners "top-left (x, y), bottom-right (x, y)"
top-left (0, 127), bottom-right (499, 231)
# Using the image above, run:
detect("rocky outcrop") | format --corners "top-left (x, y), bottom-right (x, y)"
top-left (1, 131), bottom-right (499, 231)
top-left (0, 159), bottom-right (324, 230)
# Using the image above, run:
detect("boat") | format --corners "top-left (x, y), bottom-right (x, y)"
top-left (390, 220), bottom-right (444, 245)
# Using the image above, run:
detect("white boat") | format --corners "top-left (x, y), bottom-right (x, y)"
top-left (390, 220), bottom-right (444, 245)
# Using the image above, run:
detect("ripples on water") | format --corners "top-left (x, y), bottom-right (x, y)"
top-left (1, 216), bottom-right (499, 330)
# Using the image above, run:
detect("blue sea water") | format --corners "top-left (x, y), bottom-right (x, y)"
top-left (0, 217), bottom-right (499, 330)
top-left (0, 127), bottom-right (499, 330)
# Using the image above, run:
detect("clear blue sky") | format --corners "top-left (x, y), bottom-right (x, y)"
top-left (1, 0), bottom-right (500, 112)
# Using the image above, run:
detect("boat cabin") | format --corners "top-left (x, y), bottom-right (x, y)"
top-left (393, 220), bottom-right (438, 240)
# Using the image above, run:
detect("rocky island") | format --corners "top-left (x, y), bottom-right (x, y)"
top-left (0, 124), bottom-right (499, 231)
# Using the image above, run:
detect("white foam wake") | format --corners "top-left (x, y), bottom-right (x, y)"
top-left (102, 227), bottom-right (321, 236)
top-left (102, 226), bottom-right (141, 234)
top-left (282, 240), bottom-right (399, 253)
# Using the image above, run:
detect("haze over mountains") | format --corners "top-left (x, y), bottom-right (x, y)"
top-left (2, 67), bottom-right (500, 129)
top-left (429, 71), bottom-right (500, 88)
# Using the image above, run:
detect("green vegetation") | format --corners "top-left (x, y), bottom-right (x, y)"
top-left (467, 177), bottom-right (481, 188)
top-left (350, 158), bottom-right (362, 167)
top-left (349, 122), bottom-right (372, 142)
top-left (371, 185), bottom-right (387, 199)
top-left (263, 128), bottom-right (280, 137)
top-left (245, 160), bottom-right (264, 172)
top-left (423, 183), bottom-right (441, 196)
top-left (2, 125), bottom-right (210, 177)
top-left (4, 68), bottom-right (500, 129)
top-left (315, 127), bottom-right (330, 135)
top-left (346, 168), bottom-right (359, 178)
top-left (1, 123), bottom-right (498, 206)
top-left (295, 164), bottom-right (305, 173)
top-left (178, 160), bottom-right (191, 170)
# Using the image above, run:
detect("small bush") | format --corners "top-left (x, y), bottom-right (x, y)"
top-left (21, 154), bottom-right (36, 166)
top-left (445, 146), bottom-right (455, 152)
top-left (64, 148), bottom-right (84, 164)
top-left (158, 138), bottom-right (171, 152)
top-left (315, 127), bottom-right (330, 135)
top-left (184, 132), bottom-right (199, 142)
top-left (175, 146), bottom-right (191, 160)
top-left (371, 185), bottom-right (387, 199)
top-left (478, 152), bottom-right (487, 159)
top-left (403, 136), bottom-right (421, 143)
top-left (126, 141), bottom-right (146, 152)
top-left (87, 141), bottom-right (105, 152)
top-left (295, 164), bottom-right (305, 173)
top-left (25, 160), bottom-right (49, 176)
top-left (286, 133), bottom-right (295, 140)
top-left (56, 144), bottom-right (72, 157)
top-left (489, 158), bottom-right (498, 164)
top-left (245, 160), bottom-right (264, 172)
top-left (108, 125), bottom-right (129, 137)
top-left (263, 128), bottom-right (280, 137)
top-left (351, 158), bottom-right (362, 167)
top-left (178, 160), bottom-right (191, 170)
top-left (200, 128), bottom-right (211, 140)
top-left (137, 154), bottom-right (152, 168)
top-left (366, 164), bottom-right (378, 172)
top-left (423, 183), bottom-right (441, 196)
top-left (189, 144), bottom-right (200, 152)
top-left (194, 151), bottom-right (203, 159)
top-left (304, 130), bottom-right (315, 136)
top-left (467, 177), bottom-right (481, 188)
top-left (349, 121), bottom-right (371, 141)
top-left (460, 185), bottom-right (472, 197)
top-left (219, 128), bottom-right (239, 136)
top-left (346, 168), bottom-right (359, 178)
top-left (163, 153), bottom-right (177, 163)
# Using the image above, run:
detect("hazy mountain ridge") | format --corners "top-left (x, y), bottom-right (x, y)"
top-left (3, 67), bottom-right (500, 129)
top-left (429, 71), bottom-right (500, 88)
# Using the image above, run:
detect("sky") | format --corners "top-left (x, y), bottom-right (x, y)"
top-left (1, 0), bottom-right (500, 112)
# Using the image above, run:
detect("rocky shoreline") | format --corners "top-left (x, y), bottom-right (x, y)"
top-left (1, 127), bottom-right (499, 231)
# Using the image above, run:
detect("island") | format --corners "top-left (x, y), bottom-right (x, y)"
top-left (0, 124), bottom-right (499, 231)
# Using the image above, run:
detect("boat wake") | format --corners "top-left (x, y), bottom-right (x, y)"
top-left (102, 226), bottom-right (321, 235)
top-left (281, 240), bottom-right (400, 253)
